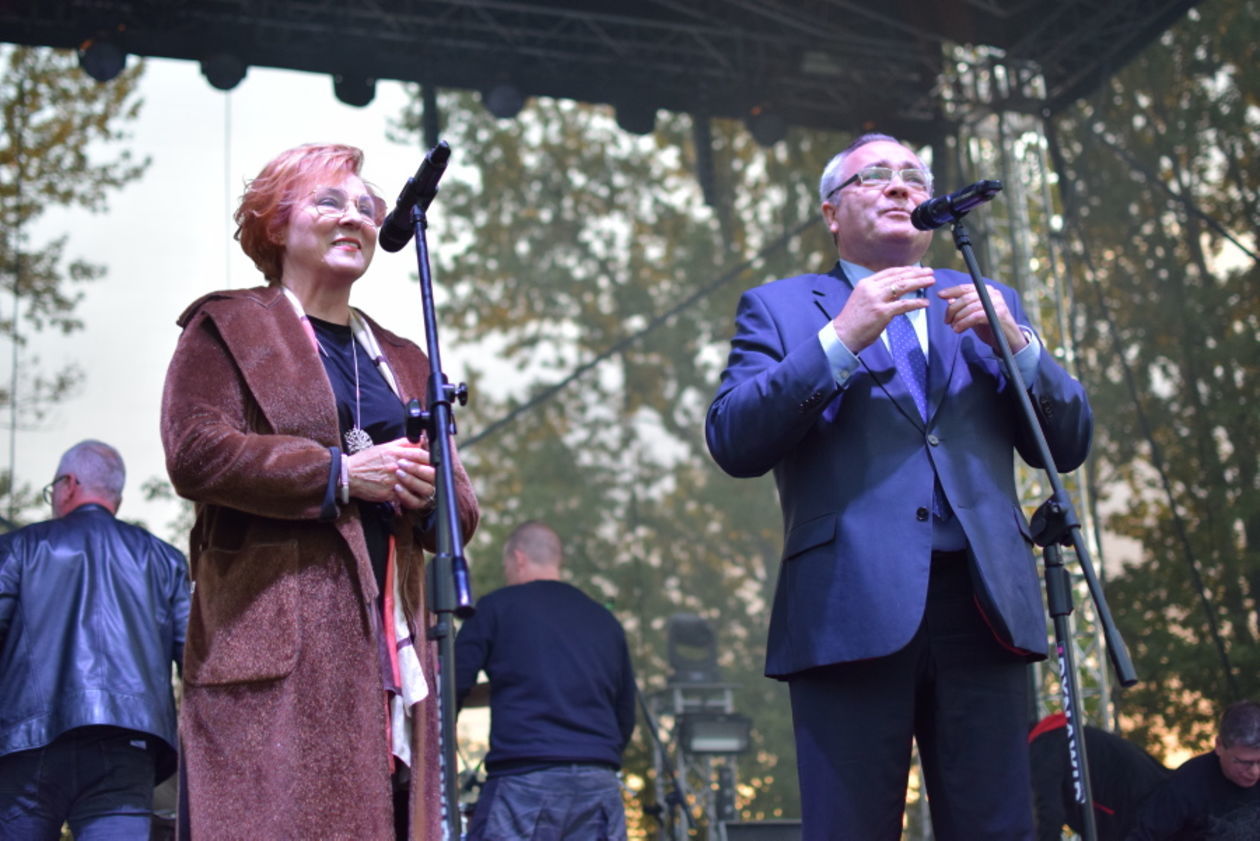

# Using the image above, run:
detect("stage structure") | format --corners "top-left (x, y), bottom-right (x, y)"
top-left (932, 46), bottom-right (1115, 733)
top-left (648, 614), bottom-right (753, 841)
top-left (0, 0), bottom-right (1202, 144)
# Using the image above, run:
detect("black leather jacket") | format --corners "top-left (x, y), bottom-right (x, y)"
top-left (0, 503), bottom-right (189, 780)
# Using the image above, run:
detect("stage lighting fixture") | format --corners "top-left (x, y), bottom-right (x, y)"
top-left (334, 75), bottom-right (376, 107)
top-left (201, 53), bottom-right (247, 92)
top-left (679, 712), bottom-right (751, 755)
top-left (482, 83), bottom-right (525, 119)
top-left (667, 613), bottom-right (721, 685)
top-left (746, 106), bottom-right (787, 148)
top-left (78, 38), bottom-right (127, 83)
top-left (615, 100), bottom-right (657, 135)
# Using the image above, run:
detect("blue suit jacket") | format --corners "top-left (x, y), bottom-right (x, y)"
top-left (706, 266), bottom-right (1092, 678)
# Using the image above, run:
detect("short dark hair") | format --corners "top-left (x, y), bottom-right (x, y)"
top-left (504, 520), bottom-right (563, 568)
top-left (1219, 700), bottom-right (1260, 749)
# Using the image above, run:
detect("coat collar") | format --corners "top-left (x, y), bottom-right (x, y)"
top-left (193, 285), bottom-right (342, 447)
top-left (184, 285), bottom-right (425, 446)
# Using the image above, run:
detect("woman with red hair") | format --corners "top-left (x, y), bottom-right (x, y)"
top-left (161, 143), bottom-right (479, 839)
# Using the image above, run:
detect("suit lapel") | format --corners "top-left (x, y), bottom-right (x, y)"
top-left (925, 271), bottom-right (963, 421)
top-left (809, 269), bottom-right (850, 329)
top-left (821, 263), bottom-right (925, 427)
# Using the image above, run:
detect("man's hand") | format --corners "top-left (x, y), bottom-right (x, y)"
top-left (938, 283), bottom-right (1028, 353)
top-left (830, 266), bottom-right (934, 353)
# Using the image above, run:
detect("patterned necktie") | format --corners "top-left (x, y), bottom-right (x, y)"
top-left (885, 312), bottom-right (951, 519)
top-left (886, 313), bottom-right (928, 420)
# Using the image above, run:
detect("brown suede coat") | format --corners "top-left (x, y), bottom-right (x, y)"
top-left (161, 284), bottom-right (479, 840)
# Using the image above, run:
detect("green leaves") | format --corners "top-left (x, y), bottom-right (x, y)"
top-left (0, 46), bottom-right (148, 521)
top-left (1052, 0), bottom-right (1260, 755)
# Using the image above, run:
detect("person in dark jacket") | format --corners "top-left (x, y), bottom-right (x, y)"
top-left (0, 440), bottom-right (189, 841)
top-left (1126, 700), bottom-right (1260, 841)
top-left (1029, 712), bottom-right (1169, 840)
top-left (455, 521), bottom-right (637, 841)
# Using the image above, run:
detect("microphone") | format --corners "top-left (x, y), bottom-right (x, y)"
top-left (378, 140), bottom-right (452, 253)
top-left (910, 179), bottom-right (1003, 231)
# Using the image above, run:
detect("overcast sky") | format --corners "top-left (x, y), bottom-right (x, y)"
top-left (11, 57), bottom-right (470, 537)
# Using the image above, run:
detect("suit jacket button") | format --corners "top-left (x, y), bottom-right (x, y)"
top-left (916, 507), bottom-right (929, 521)
top-left (927, 434), bottom-right (940, 446)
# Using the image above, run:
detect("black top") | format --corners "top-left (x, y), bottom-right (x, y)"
top-left (454, 580), bottom-right (637, 776)
top-left (1030, 723), bottom-right (1168, 841)
top-left (1126, 752), bottom-right (1260, 840)
top-left (310, 316), bottom-right (405, 592)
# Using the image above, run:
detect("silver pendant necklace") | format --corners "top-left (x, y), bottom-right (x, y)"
top-left (343, 337), bottom-right (373, 454)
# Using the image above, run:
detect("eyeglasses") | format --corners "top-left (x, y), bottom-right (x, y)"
top-left (41, 474), bottom-right (73, 504)
top-left (308, 187), bottom-right (388, 227)
top-left (829, 166), bottom-right (933, 199)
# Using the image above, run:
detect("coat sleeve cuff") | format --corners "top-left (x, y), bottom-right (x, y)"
top-left (320, 447), bottom-right (342, 521)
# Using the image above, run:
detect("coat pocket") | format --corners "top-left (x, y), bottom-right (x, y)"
top-left (782, 513), bottom-right (838, 562)
top-left (184, 539), bottom-right (300, 686)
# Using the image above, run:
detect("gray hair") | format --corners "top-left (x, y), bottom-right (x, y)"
top-left (504, 520), bottom-right (564, 569)
top-left (818, 132), bottom-right (931, 204)
top-left (1220, 700), bottom-right (1260, 749)
top-left (56, 439), bottom-right (125, 505)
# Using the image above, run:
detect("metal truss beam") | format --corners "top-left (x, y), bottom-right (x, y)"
top-left (0, 0), bottom-right (1201, 140)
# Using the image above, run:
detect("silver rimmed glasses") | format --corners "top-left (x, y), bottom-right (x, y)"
top-left (828, 166), bottom-right (933, 200)
top-left (41, 474), bottom-right (73, 504)
top-left (308, 187), bottom-right (388, 227)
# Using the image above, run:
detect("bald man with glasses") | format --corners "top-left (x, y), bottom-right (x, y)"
top-left (706, 133), bottom-right (1093, 840)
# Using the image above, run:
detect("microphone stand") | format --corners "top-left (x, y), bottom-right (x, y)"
top-left (948, 215), bottom-right (1137, 841)
top-left (397, 148), bottom-right (475, 841)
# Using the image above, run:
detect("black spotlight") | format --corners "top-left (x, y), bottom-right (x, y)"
top-left (201, 53), bottom-right (247, 91)
top-left (616, 100), bottom-right (657, 135)
top-left (667, 613), bottom-right (721, 685)
top-left (334, 75), bottom-right (376, 108)
top-left (482, 83), bottom-right (525, 119)
top-left (78, 37), bottom-right (127, 83)
top-left (746, 106), bottom-right (787, 148)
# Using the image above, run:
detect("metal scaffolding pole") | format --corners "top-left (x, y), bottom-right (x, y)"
top-left (940, 40), bottom-right (1116, 728)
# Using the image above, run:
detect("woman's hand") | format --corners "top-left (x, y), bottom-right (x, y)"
top-left (346, 437), bottom-right (436, 510)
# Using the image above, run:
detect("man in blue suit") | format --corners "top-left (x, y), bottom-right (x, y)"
top-left (706, 133), bottom-right (1093, 840)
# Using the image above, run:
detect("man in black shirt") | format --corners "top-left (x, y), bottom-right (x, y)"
top-left (1029, 712), bottom-right (1168, 840)
top-left (1126, 700), bottom-right (1260, 840)
top-left (455, 521), bottom-right (636, 841)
